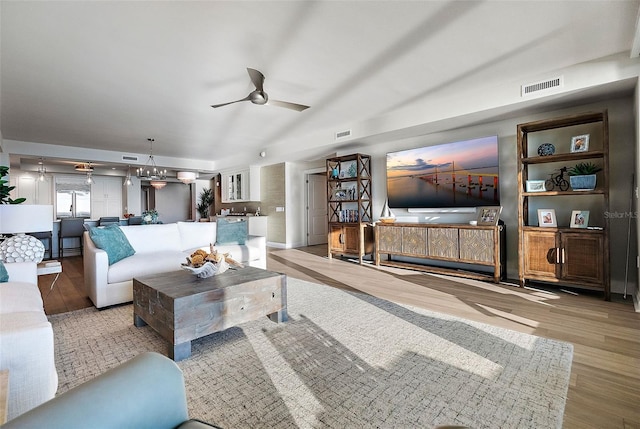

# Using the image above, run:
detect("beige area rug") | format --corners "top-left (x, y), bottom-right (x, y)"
top-left (49, 278), bottom-right (573, 429)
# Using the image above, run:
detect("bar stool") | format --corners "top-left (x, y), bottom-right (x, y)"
top-left (58, 218), bottom-right (85, 258)
top-left (28, 231), bottom-right (53, 261)
top-left (127, 216), bottom-right (143, 225)
top-left (98, 217), bottom-right (120, 226)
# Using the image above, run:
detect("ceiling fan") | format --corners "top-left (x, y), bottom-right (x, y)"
top-left (211, 68), bottom-right (310, 112)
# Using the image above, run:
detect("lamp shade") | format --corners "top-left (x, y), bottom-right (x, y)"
top-left (0, 205), bottom-right (54, 233)
top-left (177, 171), bottom-right (196, 184)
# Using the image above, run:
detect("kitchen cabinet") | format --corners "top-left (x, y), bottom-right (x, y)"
top-left (221, 166), bottom-right (261, 202)
top-left (10, 173), bottom-right (52, 205)
top-left (91, 176), bottom-right (123, 219)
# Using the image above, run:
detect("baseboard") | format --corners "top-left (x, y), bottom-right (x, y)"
top-left (266, 241), bottom-right (307, 249)
top-left (267, 241), bottom-right (287, 249)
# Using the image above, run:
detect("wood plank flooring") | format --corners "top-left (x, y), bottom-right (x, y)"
top-left (39, 247), bottom-right (640, 429)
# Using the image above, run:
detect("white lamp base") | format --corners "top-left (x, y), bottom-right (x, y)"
top-left (0, 233), bottom-right (46, 263)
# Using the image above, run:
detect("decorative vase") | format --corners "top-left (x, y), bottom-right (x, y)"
top-left (379, 199), bottom-right (396, 223)
top-left (0, 233), bottom-right (46, 263)
top-left (569, 174), bottom-right (596, 191)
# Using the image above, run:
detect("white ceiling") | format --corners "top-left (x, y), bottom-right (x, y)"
top-left (2, 1), bottom-right (640, 175)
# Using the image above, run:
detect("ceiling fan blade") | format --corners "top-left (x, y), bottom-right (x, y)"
top-left (247, 68), bottom-right (265, 92)
top-left (210, 95), bottom-right (251, 109)
top-left (267, 99), bottom-right (310, 112)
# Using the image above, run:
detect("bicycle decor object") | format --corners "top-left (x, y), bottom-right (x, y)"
top-left (545, 166), bottom-right (569, 191)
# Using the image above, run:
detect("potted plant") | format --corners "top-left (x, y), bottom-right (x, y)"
top-left (568, 162), bottom-right (602, 191)
top-left (197, 188), bottom-right (214, 221)
top-left (0, 166), bottom-right (26, 204)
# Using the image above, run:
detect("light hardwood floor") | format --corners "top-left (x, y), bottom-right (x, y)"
top-left (39, 247), bottom-right (640, 429)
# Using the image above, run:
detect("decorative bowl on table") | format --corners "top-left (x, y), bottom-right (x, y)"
top-left (181, 246), bottom-right (242, 278)
top-left (182, 260), bottom-right (229, 278)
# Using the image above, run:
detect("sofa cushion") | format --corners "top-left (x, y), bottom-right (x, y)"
top-left (119, 224), bottom-right (181, 254)
top-left (0, 281), bottom-right (44, 314)
top-left (88, 224), bottom-right (136, 265)
top-left (177, 222), bottom-right (216, 252)
top-left (216, 218), bottom-right (247, 245)
top-left (0, 261), bottom-right (8, 282)
top-left (108, 251), bottom-right (187, 284)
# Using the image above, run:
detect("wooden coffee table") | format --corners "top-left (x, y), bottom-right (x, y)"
top-left (133, 266), bottom-right (287, 361)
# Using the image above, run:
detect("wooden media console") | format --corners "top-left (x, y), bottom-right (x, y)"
top-left (374, 223), bottom-right (505, 283)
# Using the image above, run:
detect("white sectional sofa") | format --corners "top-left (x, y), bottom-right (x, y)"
top-left (0, 262), bottom-right (58, 420)
top-left (83, 221), bottom-right (267, 309)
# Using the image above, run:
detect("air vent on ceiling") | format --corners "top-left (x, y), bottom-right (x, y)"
top-left (521, 76), bottom-right (563, 97)
top-left (122, 155), bottom-right (138, 162)
top-left (335, 129), bottom-right (352, 140)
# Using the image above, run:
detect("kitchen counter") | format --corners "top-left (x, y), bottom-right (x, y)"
top-left (214, 215), bottom-right (267, 237)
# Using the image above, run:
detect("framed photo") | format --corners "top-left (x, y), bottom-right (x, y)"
top-left (570, 210), bottom-right (589, 228)
top-left (476, 206), bottom-right (502, 226)
top-left (537, 209), bottom-right (557, 227)
top-left (570, 134), bottom-right (589, 153)
top-left (526, 180), bottom-right (546, 192)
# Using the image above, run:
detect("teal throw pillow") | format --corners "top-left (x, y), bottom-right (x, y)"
top-left (216, 218), bottom-right (247, 245)
top-left (0, 261), bottom-right (8, 282)
top-left (88, 224), bottom-right (136, 265)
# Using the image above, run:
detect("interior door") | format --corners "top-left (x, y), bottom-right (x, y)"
top-left (307, 173), bottom-right (327, 246)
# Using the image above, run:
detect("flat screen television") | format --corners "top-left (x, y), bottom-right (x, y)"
top-left (386, 135), bottom-right (499, 209)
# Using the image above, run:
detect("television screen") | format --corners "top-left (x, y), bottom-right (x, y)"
top-left (386, 136), bottom-right (499, 209)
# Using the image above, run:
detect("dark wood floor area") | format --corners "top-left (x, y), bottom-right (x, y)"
top-left (39, 246), bottom-right (640, 429)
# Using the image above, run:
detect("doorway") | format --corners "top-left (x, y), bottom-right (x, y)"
top-left (306, 172), bottom-right (327, 246)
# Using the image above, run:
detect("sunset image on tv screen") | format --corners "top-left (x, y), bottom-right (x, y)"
top-left (386, 136), bottom-right (499, 209)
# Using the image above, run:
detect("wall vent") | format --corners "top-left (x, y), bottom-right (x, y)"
top-left (521, 76), bottom-right (563, 97)
top-left (335, 129), bottom-right (352, 140)
top-left (122, 155), bottom-right (138, 162)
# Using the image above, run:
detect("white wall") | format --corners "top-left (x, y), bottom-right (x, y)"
top-left (286, 159), bottom-right (325, 249)
top-left (154, 182), bottom-right (191, 224)
top-left (123, 176), bottom-right (142, 216)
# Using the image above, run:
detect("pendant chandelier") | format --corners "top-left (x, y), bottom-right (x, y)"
top-left (149, 180), bottom-right (167, 189)
top-left (124, 166), bottom-right (133, 186)
top-left (37, 158), bottom-right (46, 182)
top-left (137, 138), bottom-right (167, 189)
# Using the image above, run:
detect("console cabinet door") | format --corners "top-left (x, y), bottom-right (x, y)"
top-left (427, 227), bottom-right (458, 259)
top-left (343, 225), bottom-right (360, 254)
top-left (329, 224), bottom-right (362, 255)
top-left (561, 232), bottom-right (604, 286)
top-left (522, 230), bottom-right (558, 279)
top-left (329, 224), bottom-right (344, 253)
top-left (377, 225), bottom-right (402, 253)
top-left (459, 228), bottom-right (494, 263)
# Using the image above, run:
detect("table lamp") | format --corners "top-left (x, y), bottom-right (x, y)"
top-left (0, 205), bottom-right (54, 263)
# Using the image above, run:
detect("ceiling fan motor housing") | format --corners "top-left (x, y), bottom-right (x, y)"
top-left (250, 90), bottom-right (268, 105)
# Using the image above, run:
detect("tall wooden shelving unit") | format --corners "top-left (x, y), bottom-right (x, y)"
top-left (326, 153), bottom-right (373, 264)
top-left (517, 110), bottom-right (610, 300)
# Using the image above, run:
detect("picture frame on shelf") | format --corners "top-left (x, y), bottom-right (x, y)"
top-left (570, 210), bottom-right (589, 228)
top-left (476, 206), bottom-right (502, 226)
top-left (525, 180), bottom-right (546, 192)
top-left (570, 134), bottom-right (589, 153)
top-left (537, 209), bottom-right (557, 227)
